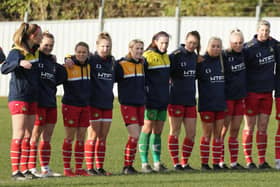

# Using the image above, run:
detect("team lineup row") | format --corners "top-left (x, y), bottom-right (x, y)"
top-left (1, 19), bottom-right (280, 181)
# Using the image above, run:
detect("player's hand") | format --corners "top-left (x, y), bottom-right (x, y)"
top-left (19, 60), bottom-right (32, 69)
top-left (64, 58), bottom-right (74, 69)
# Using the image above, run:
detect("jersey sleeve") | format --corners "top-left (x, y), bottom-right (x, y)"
top-left (1, 49), bottom-right (22, 74)
top-left (0, 47), bottom-right (6, 64)
top-left (55, 63), bottom-right (67, 85)
top-left (114, 60), bottom-right (124, 83)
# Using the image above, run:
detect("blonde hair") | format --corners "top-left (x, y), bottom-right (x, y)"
top-left (96, 32), bottom-right (112, 55)
top-left (207, 37), bottom-right (224, 72)
top-left (229, 28), bottom-right (244, 41)
top-left (127, 39), bottom-right (144, 58)
top-left (128, 39), bottom-right (144, 49)
top-left (207, 37), bottom-right (222, 52)
top-left (13, 22), bottom-right (41, 49)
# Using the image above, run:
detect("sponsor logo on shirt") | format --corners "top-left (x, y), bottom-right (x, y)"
top-left (247, 109), bottom-right (253, 114)
top-left (204, 115), bottom-right (210, 120)
top-left (258, 55), bottom-right (275, 65)
top-left (209, 75), bottom-right (224, 83)
top-left (180, 62), bottom-right (187, 67)
top-left (175, 110), bottom-right (181, 114)
top-left (228, 57), bottom-right (234, 62)
top-left (38, 63), bottom-right (44, 68)
top-left (183, 70), bottom-right (196, 77)
top-left (40, 72), bottom-right (55, 80)
top-left (96, 64), bottom-right (102, 69)
top-left (205, 68), bottom-right (211, 74)
top-left (231, 62), bottom-right (246, 72)
top-left (97, 72), bottom-right (113, 80)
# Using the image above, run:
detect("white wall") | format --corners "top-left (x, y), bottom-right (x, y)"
top-left (0, 17), bottom-right (279, 96)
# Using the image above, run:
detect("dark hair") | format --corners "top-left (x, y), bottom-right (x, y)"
top-left (42, 31), bottom-right (54, 40)
top-left (146, 31), bottom-right (170, 50)
top-left (186, 30), bottom-right (201, 55)
top-left (75, 41), bottom-right (89, 52)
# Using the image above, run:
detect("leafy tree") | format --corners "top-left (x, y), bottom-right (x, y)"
top-left (0, 0), bottom-right (280, 21)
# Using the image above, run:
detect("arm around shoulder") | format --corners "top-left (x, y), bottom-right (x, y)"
top-left (55, 63), bottom-right (67, 85)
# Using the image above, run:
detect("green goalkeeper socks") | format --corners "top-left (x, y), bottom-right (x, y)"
top-left (150, 133), bottom-right (161, 163)
top-left (139, 132), bottom-right (150, 164)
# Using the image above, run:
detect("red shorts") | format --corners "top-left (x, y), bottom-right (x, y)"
top-left (225, 99), bottom-right (245, 116)
top-left (275, 98), bottom-right (280, 120)
top-left (200, 111), bottom-right (225, 123)
top-left (8, 101), bottom-right (37, 115)
top-left (62, 104), bottom-right (90, 127)
top-left (167, 104), bottom-right (197, 118)
top-left (245, 92), bottom-right (272, 116)
top-left (120, 105), bottom-right (145, 126)
top-left (89, 107), bottom-right (113, 122)
top-left (34, 107), bottom-right (57, 126)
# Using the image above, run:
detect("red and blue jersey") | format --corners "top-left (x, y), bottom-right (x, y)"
top-left (115, 56), bottom-right (145, 106)
top-left (1, 45), bottom-right (40, 102)
top-left (223, 49), bottom-right (247, 100)
top-left (197, 53), bottom-right (226, 112)
top-left (89, 53), bottom-right (114, 109)
top-left (169, 45), bottom-right (197, 106)
top-left (37, 52), bottom-right (66, 107)
top-left (244, 35), bottom-right (279, 93)
top-left (62, 56), bottom-right (91, 107)
top-left (144, 48), bottom-right (170, 110)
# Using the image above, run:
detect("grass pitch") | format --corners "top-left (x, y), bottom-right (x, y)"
top-left (0, 97), bottom-right (279, 186)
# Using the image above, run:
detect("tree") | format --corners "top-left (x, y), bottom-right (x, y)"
top-left (0, 0), bottom-right (280, 21)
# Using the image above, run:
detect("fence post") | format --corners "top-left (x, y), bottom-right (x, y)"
top-left (256, 0), bottom-right (262, 25)
top-left (24, 0), bottom-right (30, 23)
top-left (175, 0), bottom-right (182, 47)
top-left (99, 0), bottom-right (105, 33)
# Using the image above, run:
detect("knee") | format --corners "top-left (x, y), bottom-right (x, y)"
top-left (64, 137), bottom-right (74, 142)
top-left (142, 126), bottom-right (152, 134)
top-left (230, 128), bottom-right (240, 137)
top-left (258, 123), bottom-right (268, 132)
top-left (130, 134), bottom-right (140, 140)
top-left (201, 135), bottom-right (211, 142)
top-left (97, 135), bottom-right (106, 141)
top-left (257, 127), bottom-right (267, 133)
top-left (65, 134), bottom-right (75, 141)
top-left (153, 128), bottom-right (163, 134)
top-left (188, 134), bottom-right (196, 141)
top-left (170, 128), bottom-right (180, 137)
top-left (41, 134), bottom-right (52, 142)
top-left (77, 134), bottom-right (86, 141)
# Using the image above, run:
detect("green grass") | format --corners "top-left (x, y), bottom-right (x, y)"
top-left (0, 97), bottom-right (279, 186)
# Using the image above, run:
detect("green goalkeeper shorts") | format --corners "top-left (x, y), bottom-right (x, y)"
top-left (144, 109), bottom-right (167, 121)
